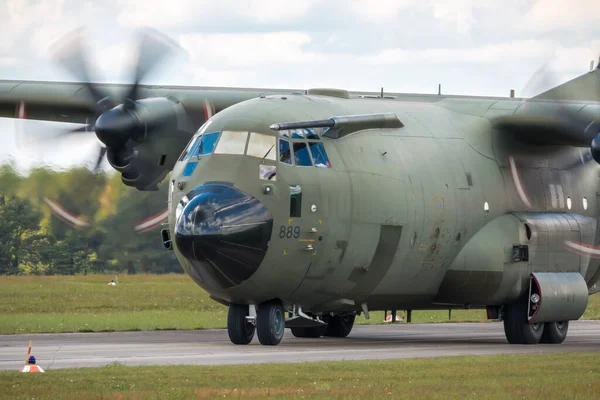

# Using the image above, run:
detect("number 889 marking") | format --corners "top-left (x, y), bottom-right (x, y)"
top-left (279, 225), bottom-right (300, 239)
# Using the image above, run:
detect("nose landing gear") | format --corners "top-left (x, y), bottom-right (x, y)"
top-left (227, 304), bottom-right (256, 345)
top-left (256, 300), bottom-right (285, 345)
top-left (226, 301), bottom-right (357, 345)
top-left (227, 301), bottom-right (285, 345)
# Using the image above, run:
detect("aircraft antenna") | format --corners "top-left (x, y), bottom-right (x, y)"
top-left (438, 84), bottom-right (441, 95)
top-left (380, 87), bottom-right (383, 98)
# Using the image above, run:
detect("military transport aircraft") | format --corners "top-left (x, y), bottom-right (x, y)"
top-left (1, 28), bottom-right (600, 346)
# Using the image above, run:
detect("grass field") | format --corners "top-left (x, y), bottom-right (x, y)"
top-left (0, 353), bottom-right (599, 399)
top-left (1, 274), bottom-right (599, 334)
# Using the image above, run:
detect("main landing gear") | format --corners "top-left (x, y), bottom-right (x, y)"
top-left (290, 314), bottom-right (356, 338)
top-left (502, 295), bottom-right (569, 345)
top-left (227, 301), bottom-right (356, 345)
top-left (227, 300), bottom-right (285, 346)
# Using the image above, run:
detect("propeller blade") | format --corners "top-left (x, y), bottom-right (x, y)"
top-left (50, 27), bottom-right (115, 113)
top-left (124, 27), bottom-right (181, 107)
top-left (67, 125), bottom-right (93, 133)
top-left (93, 145), bottom-right (107, 173)
top-left (33, 26), bottom-right (183, 176)
top-left (520, 62), bottom-right (597, 131)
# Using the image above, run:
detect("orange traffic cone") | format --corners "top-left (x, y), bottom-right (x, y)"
top-left (20, 356), bottom-right (45, 373)
top-left (20, 340), bottom-right (44, 373)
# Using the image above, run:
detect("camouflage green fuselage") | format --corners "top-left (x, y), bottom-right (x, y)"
top-left (170, 93), bottom-right (600, 314)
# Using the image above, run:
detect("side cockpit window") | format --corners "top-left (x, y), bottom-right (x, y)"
top-left (293, 142), bottom-right (313, 166)
top-left (308, 142), bottom-right (331, 168)
top-left (279, 139), bottom-right (292, 164)
top-left (180, 136), bottom-right (200, 161)
top-left (197, 132), bottom-right (219, 155)
top-left (277, 130), bottom-right (331, 168)
top-left (179, 131), bottom-right (221, 161)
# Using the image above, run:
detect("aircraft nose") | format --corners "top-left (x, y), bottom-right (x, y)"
top-left (174, 184), bottom-right (274, 291)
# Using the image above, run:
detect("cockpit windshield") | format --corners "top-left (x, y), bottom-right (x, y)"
top-left (180, 131), bottom-right (220, 161)
top-left (181, 130), bottom-right (279, 161)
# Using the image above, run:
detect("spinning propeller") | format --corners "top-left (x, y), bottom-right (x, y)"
top-left (48, 27), bottom-right (181, 172)
top-left (496, 60), bottom-right (600, 162)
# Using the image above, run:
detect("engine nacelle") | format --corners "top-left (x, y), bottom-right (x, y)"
top-left (104, 97), bottom-right (195, 191)
top-left (527, 272), bottom-right (588, 324)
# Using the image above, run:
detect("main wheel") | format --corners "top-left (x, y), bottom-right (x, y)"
top-left (227, 304), bottom-right (255, 345)
top-left (256, 299), bottom-right (285, 345)
top-left (324, 314), bottom-right (355, 338)
top-left (291, 326), bottom-right (327, 338)
top-left (540, 321), bottom-right (569, 344)
top-left (503, 298), bottom-right (544, 344)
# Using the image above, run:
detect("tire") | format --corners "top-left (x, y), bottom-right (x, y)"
top-left (227, 304), bottom-right (255, 345)
top-left (257, 300), bottom-right (285, 345)
top-left (540, 321), bottom-right (569, 344)
top-left (291, 326), bottom-right (327, 338)
top-left (503, 299), bottom-right (544, 345)
top-left (324, 314), bottom-right (355, 338)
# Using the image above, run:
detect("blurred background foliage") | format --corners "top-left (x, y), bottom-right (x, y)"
top-left (0, 163), bottom-right (181, 275)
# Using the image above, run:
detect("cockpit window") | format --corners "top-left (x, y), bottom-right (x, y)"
top-left (214, 130), bottom-right (248, 155)
top-left (192, 132), bottom-right (219, 157)
top-left (181, 136), bottom-right (200, 161)
top-left (279, 139), bottom-right (292, 164)
top-left (247, 132), bottom-right (276, 160)
top-left (277, 137), bottom-right (332, 168)
top-left (308, 142), bottom-right (331, 168)
top-left (293, 142), bottom-right (313, 166)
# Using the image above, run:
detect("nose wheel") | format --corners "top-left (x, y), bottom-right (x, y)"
top-left (226, 300), bottom-right (287, 345)
top-left (256, 299), bottom-right (285, 345)
top-left (227, 304), bottom-right (256, 345)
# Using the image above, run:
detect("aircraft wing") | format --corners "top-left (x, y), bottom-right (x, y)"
top-left (0, 79), bottom-right (296, 130)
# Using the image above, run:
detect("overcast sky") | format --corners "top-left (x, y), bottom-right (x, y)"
top-left (0, 0), bottom-right (599, 172)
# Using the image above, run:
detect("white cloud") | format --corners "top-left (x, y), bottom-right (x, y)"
top-left (549, 46), bottom-right (598, 72)
top-left (117, 0), bottom-right (318, 27)
top-left (349, 0), bottom-right (492, 32)
top-left (362, 40), bottom-right (557, 65)
top-left (0, 57), bottom-right (23, 67)
top-left (524, 0), bottom-right (600, 31)
top-left (240, 0), bottom-right (318, 23)
top-left (348, 0), bottom-right (414, 22)
top-left (179, 66), bottom-right (258, 88)
top-left (0, 0), bottom-right (68, 51)
top-left (30, 21), bottom-right (81, 58)
top-left (430, 0), bottom-right (493, 33)
top-left (178, 32), bottom-right (316, 68)
top-left (116, 0), bottom-right (195, 27)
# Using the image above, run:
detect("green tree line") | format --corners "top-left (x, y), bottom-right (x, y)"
top-left (0, 163), bottom-right (182, 275)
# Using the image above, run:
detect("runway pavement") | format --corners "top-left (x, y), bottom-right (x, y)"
top-left (1, 321), bottom-right (600, 371)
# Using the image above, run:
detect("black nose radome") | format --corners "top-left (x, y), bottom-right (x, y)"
top-left (174, 184), bottom-right (274, 291)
